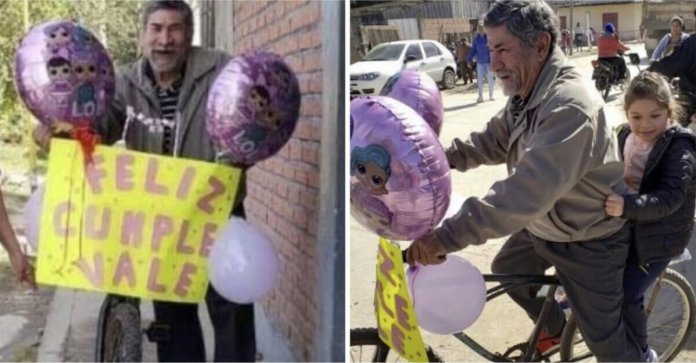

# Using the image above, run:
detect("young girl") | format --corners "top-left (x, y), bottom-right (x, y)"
top-left (605, 71), bottom-right (696, 362)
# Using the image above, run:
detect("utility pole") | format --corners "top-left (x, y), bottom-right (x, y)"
top-left (569, 0), bottom-right (574, 56)
top-left (22, 0), bottom-right (38, 191)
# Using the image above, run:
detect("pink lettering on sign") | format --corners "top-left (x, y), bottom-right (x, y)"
top-left (53, 201), bottom-right (76, 238)
top-left (394, 295), bottom-right (412, 330)
top-left (151, 215), bottom-right (173, 252)
top-left (176, 167), bottom-right (196, 200)
top-left (176, 220), bottom-right (194, 254)
top-left (378, 244), bottom-right (396, 286)
top-left (85, 205), bottom-right (111, 240)
top-left (73, 252), bottom-right (104, 288)
top-left (115, 154), bottom-right (135, 191)
top-left (120, 211), bottom-right (145, 247)
top-left (197, 176), bottom-right (225, 214)
top-left (390, 324), bottom-right (406, 356)
top-left (374, 280), bottom-right (394, 318)
top-left (145, 158), bottom-right (169, 195)
top-left (112, 251), bottom-right (136, 289)
top-left (198, 223), bottom-right (218, 257)
top-left (85, 155), bottom-right (106, 194)
top-left (174, 263), bottom-right (197, 298)
top-left (147, 258), bottom-right (166, 293)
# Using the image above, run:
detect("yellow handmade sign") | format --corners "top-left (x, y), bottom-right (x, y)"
top-left (36, 139), bottom-right (241, 303)
top-left (374, 238), bottom-right (427, 362)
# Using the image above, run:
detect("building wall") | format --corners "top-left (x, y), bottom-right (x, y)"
top-left (420, 18), bottom-right (472, 42)
top-left (555, 3), bottom-right (643, 41)
top-left (222, 1), bottom-right (328, 361)
top-left (450, 0), bottom-right (492, 20)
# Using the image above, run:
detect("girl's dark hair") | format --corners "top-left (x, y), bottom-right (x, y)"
top-left (624, 71), bottom-right (683, 123)
top-left (47, 57), bottom-right (70, 67)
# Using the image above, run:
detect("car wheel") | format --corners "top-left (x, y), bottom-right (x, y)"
top-left (442, 68), bottom-right (456, 89)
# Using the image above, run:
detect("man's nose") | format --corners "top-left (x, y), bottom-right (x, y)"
top-left (490, 53), bottom-right (503, 72)
top-left (157, 30), bottom-right (173, 45)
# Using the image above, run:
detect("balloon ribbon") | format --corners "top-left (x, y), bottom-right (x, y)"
top-left (70, 120), bottom-right (101, 167)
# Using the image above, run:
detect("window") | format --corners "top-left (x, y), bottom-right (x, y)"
top-left (423, 42), bottom-right (442, 57)
top-left (404, 44), bottom-right (423, 61)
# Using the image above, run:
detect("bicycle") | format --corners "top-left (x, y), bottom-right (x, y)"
top-left (350, 252), bottom-right (695, 362)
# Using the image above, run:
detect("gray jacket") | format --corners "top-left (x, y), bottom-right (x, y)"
top-left (96, 47), bottom-right (246, 212)
top-left (436, 47), bottom-right (626, 252)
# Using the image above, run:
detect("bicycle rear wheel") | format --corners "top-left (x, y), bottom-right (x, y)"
top-left (350, 328), bottom-right (443, 362)
top-left (559, 269), bottom-right (695, 362)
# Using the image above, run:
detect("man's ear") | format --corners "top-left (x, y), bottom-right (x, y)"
top-left (536, 32), bottom-right (552, 60)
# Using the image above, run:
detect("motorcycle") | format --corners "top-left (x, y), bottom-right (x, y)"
top-left (591, 52), bottom-right (639, 101)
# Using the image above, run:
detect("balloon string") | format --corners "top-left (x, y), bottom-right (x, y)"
top-left (408, 265), bottom-right (419, 308)
top-left (57, 146), bottom-right (79, 275)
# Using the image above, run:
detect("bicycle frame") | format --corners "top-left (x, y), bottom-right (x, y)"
top-left (452, 274), bottom-right (561, 362)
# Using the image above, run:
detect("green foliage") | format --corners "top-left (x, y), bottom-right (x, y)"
top-left (0, 0), bottom-right (143, 143)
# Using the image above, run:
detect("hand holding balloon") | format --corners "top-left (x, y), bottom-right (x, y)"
top-left (406, 230), bottom-right (448, 266)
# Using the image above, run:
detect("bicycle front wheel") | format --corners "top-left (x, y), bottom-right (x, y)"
top-left (350, 328), bottom-right (443, 362)
top-left (102, 302), bottom-right (142, 362)
top-left (559, 269), bottom-right (695, 362)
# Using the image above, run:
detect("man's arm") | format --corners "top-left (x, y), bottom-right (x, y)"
top-left (93, 72), bottom-right (127, 145)
top-left (435, 105), bottom-right (598, 252)
top-left (650, 34), bottom-right (670, 62)
top-left (446, 107), bottom-right (509, 171)
top-left (467, 42), bottom-right (477, 64)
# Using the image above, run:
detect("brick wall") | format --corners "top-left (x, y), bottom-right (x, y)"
top-left (232, 1), bottom-right (323, 361)
top-left (420, 18), bottom-right (472, 41)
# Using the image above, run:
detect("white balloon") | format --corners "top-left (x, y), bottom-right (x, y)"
top-left (407, 255), bottom-right (486, 334)
top-left (23, 184), bottom-right (45, 251)
top-left (208, 217), bottom-right (279, 304)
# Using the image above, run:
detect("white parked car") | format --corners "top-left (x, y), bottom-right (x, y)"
top-left (350, 40), bottom-right (457, 97)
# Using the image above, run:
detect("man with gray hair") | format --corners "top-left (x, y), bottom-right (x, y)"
top-left (407, 0), bottom-right (644, 361)
top-left (34, 1), bottom-right (255, 361)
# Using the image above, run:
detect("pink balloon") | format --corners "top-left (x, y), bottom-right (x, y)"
top-left (208, 217), bottom-right (279, 304)
top-left (380, 70), bottom-right (444, 135)
top-left (13, 21), bottom-right (115, 127)
top-left (407, 255), bottom-right (486, 334)
top-left (23, 184), bottom-right (45, 251)
top-left (350, 96), bottom-right (450, 241)
top-left (206, 50), bottom-right (301, 166)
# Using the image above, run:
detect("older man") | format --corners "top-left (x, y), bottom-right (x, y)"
top-left (407, 0), bottom-right (644, 361)
top-left (34, 1), bottom-right (255, 361)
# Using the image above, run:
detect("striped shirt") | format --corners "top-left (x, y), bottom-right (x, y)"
top-left (145, 62), bottom-right (184, 155)
top-left (157, 80), bottom-right (181, 154)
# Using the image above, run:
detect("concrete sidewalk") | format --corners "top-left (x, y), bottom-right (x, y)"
top-left (36, 289), bottom-right (215, 362)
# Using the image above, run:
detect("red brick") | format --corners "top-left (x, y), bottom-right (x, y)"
top-left (300, 142), bottom-right (319, 165)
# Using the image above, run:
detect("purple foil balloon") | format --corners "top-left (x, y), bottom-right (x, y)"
top-left (350, 96), bottom-right (451, 241)
top-left (13, 21), bottom-right (115, 126)
top-left (380, 70), bottom-right (444, 135)
top-left (207, 50), bottom-right (301, 166)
